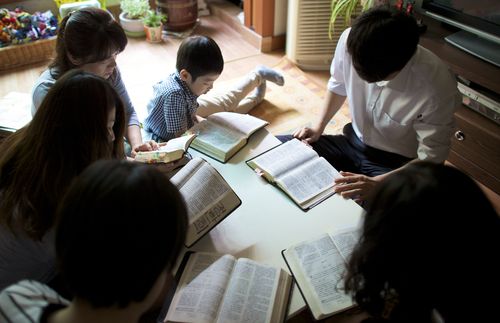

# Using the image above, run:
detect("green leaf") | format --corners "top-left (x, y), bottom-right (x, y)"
top-left (329, 0), bottom-right (357, 39)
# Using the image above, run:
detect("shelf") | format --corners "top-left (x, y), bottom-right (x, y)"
top-left (419, 15), bottom-right (500, 194)
top-left (419, 15), bottom-right (500, 93)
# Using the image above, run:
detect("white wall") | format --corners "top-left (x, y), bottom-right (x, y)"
top-left (274, 0), bottom-right (287, 36)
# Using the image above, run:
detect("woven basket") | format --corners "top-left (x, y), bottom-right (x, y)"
top-left (0, 37), bottom-right (56, 71)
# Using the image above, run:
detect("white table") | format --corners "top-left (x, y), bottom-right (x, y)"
top-left (185, 128), bottom-right (364, 318)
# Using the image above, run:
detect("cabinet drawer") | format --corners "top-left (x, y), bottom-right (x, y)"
top-left (448, 106), bottom-right (500, 193)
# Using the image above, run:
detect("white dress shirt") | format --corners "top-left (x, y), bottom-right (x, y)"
top-left (328, 28), bottom-right (461, 162)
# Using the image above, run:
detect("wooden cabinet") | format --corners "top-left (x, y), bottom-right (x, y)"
top-left (449, 107), bottom-right (500, 193)
top-left (419, 16), bottom-right (500, 194)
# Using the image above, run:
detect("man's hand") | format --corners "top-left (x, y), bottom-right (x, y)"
top-left (292, 126), bottom-right (322, 144)
top-left (334, 171), bottom-right (382, 203)
top-left (131, 140), bottom-right (160, 158)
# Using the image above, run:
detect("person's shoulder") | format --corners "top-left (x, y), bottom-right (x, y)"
top-left (413, 46), bottom-right (452, 77)
top-left (411, 46), bottom-right (457, 93)
top-left (32, 69), bottom-right (57, 112)
top-left (0, 280), bottom-right (69, 323)
top-left (338, 27), bottom-right (351, 49)
top-left (155, 73), bottom-right (187, 98)
top-left (1, 279), bottom-right (63, 298)
top-left (34, 69), bottom-right (56, 86)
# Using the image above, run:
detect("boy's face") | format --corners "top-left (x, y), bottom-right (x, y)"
top-left (182, 70), bottom-right (220, 96)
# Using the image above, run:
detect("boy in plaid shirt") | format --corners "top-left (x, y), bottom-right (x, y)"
top-left (143, 35), bottom-right (284, 142)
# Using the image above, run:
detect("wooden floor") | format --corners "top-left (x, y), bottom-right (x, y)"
top-left (0, 6), bottom-right (330, 121)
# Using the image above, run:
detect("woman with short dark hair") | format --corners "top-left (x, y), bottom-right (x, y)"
top-left (31, 7), bottom-right (157, 156)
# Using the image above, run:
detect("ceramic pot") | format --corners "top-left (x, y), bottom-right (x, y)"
top-left (119, 12), bottom-right (145, 37)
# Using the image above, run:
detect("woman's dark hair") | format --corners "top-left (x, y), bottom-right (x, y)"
top-left (347, 7), bottom-right (419, 82)
top-left (176, 35), bottom-right (224, 81)
top-left (344, 162), bottom-right (500, 322)
top-left (55, 160), bottom-right (188, 308)
top-left (0, 70), bottom-right (125, 240)
top-left (50, 7), bottom-right (127, 79)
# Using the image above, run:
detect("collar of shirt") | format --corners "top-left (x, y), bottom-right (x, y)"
top-left (174, 71), bottom-right (199, 100)
top-left (385, 47), bottom-right (419, 92)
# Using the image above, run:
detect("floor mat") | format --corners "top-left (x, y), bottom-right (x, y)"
top-left (247, 57), bottom-right (351, 136)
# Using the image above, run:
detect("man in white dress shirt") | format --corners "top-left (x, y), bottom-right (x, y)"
top-left (284, 7), bottom-right (460, 202)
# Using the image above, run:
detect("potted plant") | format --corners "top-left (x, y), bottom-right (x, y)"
top-left (142, 10), bottom-right (167, 43)
top-left (329, 0), bottom-right (387, 39)
top-left (119, 0), bottom-right (150, 37)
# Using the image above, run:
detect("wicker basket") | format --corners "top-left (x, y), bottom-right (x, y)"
top-left (0, 37), bottom-right (56, 71)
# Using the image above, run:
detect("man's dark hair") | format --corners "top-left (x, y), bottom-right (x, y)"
top-left (176, 35), bottom-right (224, 81)
top-left (347, 7), bottom-right (419, 82)
top-left (55, 160), bottom-right (188, 308)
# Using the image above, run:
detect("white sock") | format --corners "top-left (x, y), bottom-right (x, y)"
top-left (255, 65), bottom-right (284, 86)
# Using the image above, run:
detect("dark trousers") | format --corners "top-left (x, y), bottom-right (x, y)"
top-left (276, 123), bottom-right (412, 177)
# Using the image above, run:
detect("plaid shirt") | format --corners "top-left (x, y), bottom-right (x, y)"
top-left (144, 72), bottom-right (198, 142)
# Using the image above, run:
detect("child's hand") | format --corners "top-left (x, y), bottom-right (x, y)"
top-left (132, 140), bottom-right (160, 157)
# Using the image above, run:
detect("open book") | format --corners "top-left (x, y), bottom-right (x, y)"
top-left (0, 92), bottom-right (32, 139)
top-left (247, 139), bottom-right (341, 210)
top-left (188, 112), bottom-right (268, 163)
top-left (170, 157), bottom-right (241, 247)
top-left (134, 134), bottom-right (196, 164)
top-left (165, 252), bottom-right (292, 323)
top-left (282, 227), bottom-right (360, 320)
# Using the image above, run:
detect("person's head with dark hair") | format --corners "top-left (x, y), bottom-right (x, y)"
top-left (0, 69), bottom-right (125, 240)
top-left (344, 162), bottom-right (500, 322)
top-left (50, 7), bottom-right (127, 79)
top-left (347, 7), bottom-right (419, 83)
top-left (176, 35), bottom-right (224, 96)
top-left (55, 160), bottom-right (187, 317)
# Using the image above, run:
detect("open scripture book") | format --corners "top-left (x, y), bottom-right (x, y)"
top-left (188, 112), bottom-right (268, 163)
top-left (170, 158), bottom-right (241, 247)
top-left (164, 252), bottom-right (293, 323)
top-left (282, 227), bottom-right (360, 320)
top-left (135, 134), bottom-right (196, 164)
top-left (246, 139), bottom-right (342, 210)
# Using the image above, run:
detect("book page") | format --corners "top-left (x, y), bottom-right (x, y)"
top-left (171, 158), bottom-right (240, 246)
top-left (208, 112), bottom-right (268, 137)
top-left (249, 139), bottom-right (318, 179)
top-left (276, 157), bottom-right (341, 207)
top-left (329, 228), bottom-right (361, 263)
top-left (135, 135), bottom-right (196, 164)
top-left (215, 258), bottom-right (284, 323)
top-left (159, 134), bottom-right (196, 153)
top-left (0, 92), bottom-right (32, 131)
top-left (283, 234), bottom-right (353, 319)
top-left (166, 253), bottom-right (236, 323)
top-left (190, 119), bottom-right (244, 158)
top-left (170, 157), bottom-right (205, 188)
